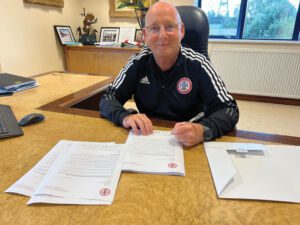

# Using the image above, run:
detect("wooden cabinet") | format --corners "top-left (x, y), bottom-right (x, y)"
top-left (64, 46), bottom-right (140, 77)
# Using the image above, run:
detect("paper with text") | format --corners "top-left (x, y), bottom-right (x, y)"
top-left (28, 142), bottom-right (125, 205)
top-left (122, 130), bottom-right (185, 176)
top-left (5, 140), bottom-right (76, 196)
top-left (6, 130), bottom-right (186, 205)
top-left (5, 140), bottom-right (122, 205)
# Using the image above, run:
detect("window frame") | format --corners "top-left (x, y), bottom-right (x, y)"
top-left (198, 0), bottom-right (300, 41)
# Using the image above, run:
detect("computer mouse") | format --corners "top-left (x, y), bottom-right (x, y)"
top-left (18, 113), bottom-right (45, 126)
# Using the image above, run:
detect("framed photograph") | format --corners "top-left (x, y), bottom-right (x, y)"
top-left (54, 25), bottom-right (75, 45)
top-left (100, 27), bottom-right (120, 43)
top-left (135, 29), bottom-right (144, 43)
top-left (109, 0), bottom-right (157, 18)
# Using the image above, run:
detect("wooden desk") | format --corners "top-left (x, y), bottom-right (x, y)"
top-left (64, 46), bottom-right (140, 76)
top-left (1, 72), bottom-right (299, 225)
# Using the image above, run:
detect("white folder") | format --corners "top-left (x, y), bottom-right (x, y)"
top-left (204, 142), bottom-right (300, 203)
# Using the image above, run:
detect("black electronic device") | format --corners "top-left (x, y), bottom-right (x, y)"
top-left (0, 105), bottom-right (23, 139)
top-left (18, 113), bottom-right (45, 127)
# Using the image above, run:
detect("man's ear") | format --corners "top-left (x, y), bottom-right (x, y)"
top-left (142, 28), bottom-right (147, 43)
top-left (180, 23), bottom-right (185, 41)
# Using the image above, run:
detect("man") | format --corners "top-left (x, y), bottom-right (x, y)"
top-left (100, 2), bottom-right (239, 147)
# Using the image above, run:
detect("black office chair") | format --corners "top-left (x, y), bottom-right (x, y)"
top-left (176, 6), bottom-right (209, 58)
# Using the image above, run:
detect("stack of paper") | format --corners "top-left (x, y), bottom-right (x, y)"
top-left (6, 141), bottom-right (125, 205)
top-left (123, 130), bottom-right (185, 176)
top-left (5, 131), bottom-right (185, 205)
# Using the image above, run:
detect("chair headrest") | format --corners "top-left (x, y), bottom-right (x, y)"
top-left (176, 6), bottom-right (209, 58)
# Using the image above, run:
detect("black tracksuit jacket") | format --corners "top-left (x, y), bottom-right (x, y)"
top-left (100, 46), bottom-right (239, 140)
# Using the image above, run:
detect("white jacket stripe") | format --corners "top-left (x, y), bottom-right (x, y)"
top-left (111, 48), bottom-right (151, 91)
top-left (181, 47), bottom-right (233, 102)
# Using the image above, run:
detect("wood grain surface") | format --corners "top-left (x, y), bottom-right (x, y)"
top-left (1, 73), bottom-right (299, 225)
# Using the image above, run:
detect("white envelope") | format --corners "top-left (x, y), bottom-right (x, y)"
top-left (204, 142), bottom-right (300, 203)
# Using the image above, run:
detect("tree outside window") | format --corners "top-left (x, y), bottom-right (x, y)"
top-left (199, 0), bottom-right (300, 40)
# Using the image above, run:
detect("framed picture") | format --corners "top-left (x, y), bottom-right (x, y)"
top-left (100, 27), bottom-right (120, 43)
top-left (109, 0), bottom-right (157, 18)
top-left (54, 25), bottom-right (75, 45)
top-left (24, 0), bottom-right (64, 8)
top-left (135, 29), bottom-right (144, 43)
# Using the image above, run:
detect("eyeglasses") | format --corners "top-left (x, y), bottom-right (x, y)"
top-left (145, 23), bottom-right (180, 35)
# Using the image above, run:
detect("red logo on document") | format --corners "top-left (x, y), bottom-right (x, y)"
top-left (168, 163), bottom-right (177, 168)
top-left (177, 77), bottom-right (192, 94)
top-left (100, 188), bottom-right (111, 196)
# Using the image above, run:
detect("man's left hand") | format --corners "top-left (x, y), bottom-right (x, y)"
top-left (171, 122), bottom-right (205, 147)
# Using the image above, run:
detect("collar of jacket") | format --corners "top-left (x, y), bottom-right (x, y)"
top-left (145, 47), bottom-right (185, 74)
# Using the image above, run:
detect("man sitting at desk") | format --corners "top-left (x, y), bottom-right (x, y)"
top-left (100, 2), bottom-right (239, 147)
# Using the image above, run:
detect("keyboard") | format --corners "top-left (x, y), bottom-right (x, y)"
top-left (0, 112), bottom-right (9, 134)
top-left (0, 105), bottom-right (23, 138)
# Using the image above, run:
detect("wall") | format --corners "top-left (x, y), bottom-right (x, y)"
top-left (0, 0), bottom-right (195, 77)
top-left (208, 40), bottom-right (300, 57)
top-left (81, 0), bottom-right (195, 41)
top-left (76, 0), bottom-right (300, 64)
top-left (0, 0), bottom-right (299, 77)
top-left (0, 0), bottom-right (81, 76)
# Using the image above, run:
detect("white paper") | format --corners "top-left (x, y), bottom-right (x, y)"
top-left (27, 194), bottom-right (110, 205)
top-left (122, 130), bottom-right (185, 176)
top-left (28, 143), bottom-right (125, 205)
top-left (5, 140), bottom-right (75, 196)
top-left (119, 27), bottom-right (136, 43)
top-left (204, 142), bottom-right (300, 203)
top-left (6, 130), bottom-right (186, 205)
top-left (5, 140), bottom-right (123, 205)
top-left (94, 42), bottom-right (121, 47)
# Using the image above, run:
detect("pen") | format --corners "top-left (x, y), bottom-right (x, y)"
top-left (189, 112), bottom-right (205, 122)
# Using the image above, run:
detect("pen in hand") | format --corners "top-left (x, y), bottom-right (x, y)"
top-left (189, 112), bottom-right (205, 122)
top-left (172, 111), bottom-right (205, 132)
top-left (173, 112), bottom-right (205, 129)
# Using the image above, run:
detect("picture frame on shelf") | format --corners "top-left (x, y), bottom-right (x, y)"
top-left (109, 0), bottom-right (157, 18)
top-left (135, 29), bottom-right (143, 43)
top-left (54, 25), bottom-right (75, 45)
top-left (99, 27), bottom-right (120, 43)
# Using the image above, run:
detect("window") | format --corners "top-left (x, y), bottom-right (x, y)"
top-left (201, 0), bottom-right (242, 38)
top-left (198, 0), bottom-right (300, 41)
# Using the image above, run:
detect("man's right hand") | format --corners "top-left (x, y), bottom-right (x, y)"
top-left (122, 114), bottom-right (153, 136)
